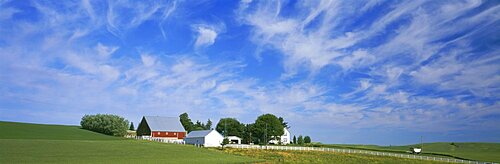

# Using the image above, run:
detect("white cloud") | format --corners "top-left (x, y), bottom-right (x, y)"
top-left (337, 50), bottom-right (374, 70)
top-left (105, 1), bottom-right (175, 38)
top-left (96, 43), bottom-right (118, 58)
top-left (194, 26), bottom-right (218, 48)
top-left (141, 54), bottom-right (156, 67)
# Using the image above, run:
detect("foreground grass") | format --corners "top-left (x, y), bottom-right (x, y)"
top-left (0, 139), bottom-right (259, 163)
top-left (0, 121), bottom-right (259, 163)
top-left (320, 142), bottom-right (500, 163)
top-left (219, 148), bottom-right (447, 164)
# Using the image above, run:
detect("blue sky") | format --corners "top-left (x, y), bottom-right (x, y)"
top-left (1, 0), bottom-right (499, 145)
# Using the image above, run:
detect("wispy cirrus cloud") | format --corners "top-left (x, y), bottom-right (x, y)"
top-left (238, 0), bottom-right (500, 138)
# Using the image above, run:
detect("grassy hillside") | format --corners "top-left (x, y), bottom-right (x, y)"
top-left (0, 121), bottom-right (259, 163)
top-left (322, 142), bottom-right (500, 163)
top-left (4, 121), bottom-right (495, 163)
top-left (220, 148), bottom-right (446, 164)
top-left (0, 121), bottom-right (120, 140)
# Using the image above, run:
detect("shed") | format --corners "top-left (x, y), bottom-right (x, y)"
top-left (184, 130), bottom-right (224, 147)
top-left (227, 136), bottom-right (241, 144)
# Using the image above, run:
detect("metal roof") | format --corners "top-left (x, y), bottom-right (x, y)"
top-left (186, 130), bottom-right (222, 138)
top-left (143, 116), bottom-right (185, 132)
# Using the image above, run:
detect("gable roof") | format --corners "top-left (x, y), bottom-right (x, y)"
top-left (186, 130), bottom-right (222, 138)
top-left (227, 136), bottom-right (241, 140)
top-left (143, 116), bottom-right (185, 132)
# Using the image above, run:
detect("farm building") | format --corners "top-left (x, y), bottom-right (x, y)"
top-left (136, 116), bottom-right (186, 141)
top-left (227, 136), bottom-right (241, 144)
top-left (184, 130), bottom-right (224, 147)
top-left (269, 128), bottom-right (291, 145)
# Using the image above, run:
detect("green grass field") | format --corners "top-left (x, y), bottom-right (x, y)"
top-left (219, 148), bottom-right (446, 164)
top-left (3, 121), bottom-right (497, 163)
top-left (0, 121), bottom-right (259, 163)
top-left (318, 142), bottom-right (500, 163)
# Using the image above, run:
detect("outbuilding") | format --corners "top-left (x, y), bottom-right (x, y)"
top-left (184, 130), bottom-right (224, 147)
top-left (227, 136), bottom-right (242, 144)
top-left (136, 116), bottom-right (186, 141)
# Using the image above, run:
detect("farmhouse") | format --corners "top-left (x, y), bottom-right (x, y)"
top-left (136, 116), bottom-right (186, 141)
top-left (184, 130), bottom-right (224, 147)
top-left (269, 128), bottom-right (291, 145)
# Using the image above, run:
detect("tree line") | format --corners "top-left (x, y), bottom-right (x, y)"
top-left (179, 113), bottom-right (311, 145)
top-left (80, 114), bottom-right (129, 137)
top-left (179, 113), bottom-right (213, 132)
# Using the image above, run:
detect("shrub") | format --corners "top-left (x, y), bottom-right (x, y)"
top-left (304, 136), bottom-right (311, 143)
top-left (80, 114), bottom-right (129, 137)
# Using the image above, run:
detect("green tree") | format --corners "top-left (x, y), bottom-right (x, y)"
top-left (242, 123), bottom-right (254, 144)
top-left (278, 117), bottom-right (290, 129)
top-left (179, 113), bottom-right (194, 132)
top-left (304, 136), bottom-right (311, 143)
top-left (129, 122), bottom-right (134, 131)
top-left (80, 114), bottom-right (128, 137)
top-left (252, 114), bottom-right (284, 144)
top-left (298, 135), bottom-right (304, 145)
top-left (193, 120), bottom-right (205, 130)
top-left (221, 138), bottom-right (230, 150)
top-left (205, 119), bottom-right (212, 130)
top-left (293, 135), bottom-right (297, 144)
top-left (216, 118), bottom-right (244, 137)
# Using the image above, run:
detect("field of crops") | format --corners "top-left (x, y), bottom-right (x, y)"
top-left (220, 148), bottom-right (447, 164)
top-left (0, 121), bottom-right (259, 163)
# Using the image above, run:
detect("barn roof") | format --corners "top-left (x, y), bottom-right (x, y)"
top-left (143, 116), bottom-right (185, 132)
top-left (186, 130), bottom-right (221, 138)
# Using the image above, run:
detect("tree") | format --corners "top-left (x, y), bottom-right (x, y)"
top-left (205, 119), bottom-right (212, 130)
top-left (278, 117), bottom-right (290, 129)
top-left (252, 114), bottom-right (284, 144)
top-left (129, 122), bottom-right (135, 131)
top-left (179, 113), bottom-right (194, 132)
top-left (293, 135), bottom-right (297, 144)
top-left (221, 138), bottom-right (230, 150)
top-left (193, 120), bottom-right (205, 130)
top-left (242, 123), bottom-right (255, 144)
top-left (297, 135), bottom-right (304, 145)
top-left (216, 118), bottom-right (244, 137)
top-left (304, 136), bottom-right (311, 143)
top-left (80, 114), bottom-right (128, 137)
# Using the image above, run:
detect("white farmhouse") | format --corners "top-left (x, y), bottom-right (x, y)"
top-left (269, 128), bottom-right (291, 145)
top-left (184, 130), bottom-right (224, 147)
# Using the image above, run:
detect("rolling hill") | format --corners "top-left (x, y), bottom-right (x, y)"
top-left (0, 121), bottom-right (259, 163)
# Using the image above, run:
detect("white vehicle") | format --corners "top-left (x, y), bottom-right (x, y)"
top-left (410, 147), bottom-right (422, 154)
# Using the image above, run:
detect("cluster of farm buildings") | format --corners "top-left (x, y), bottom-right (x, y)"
top-left (134, 116), bottom-right (291, 147)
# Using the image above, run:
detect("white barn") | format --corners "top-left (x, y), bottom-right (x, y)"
top-left (269, 128), bottom-right (291, 145)
top-left (184, 130), bottom-right (224, 147)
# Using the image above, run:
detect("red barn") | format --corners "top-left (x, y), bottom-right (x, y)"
top-left (136, 116), bottom-right (186, 140)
